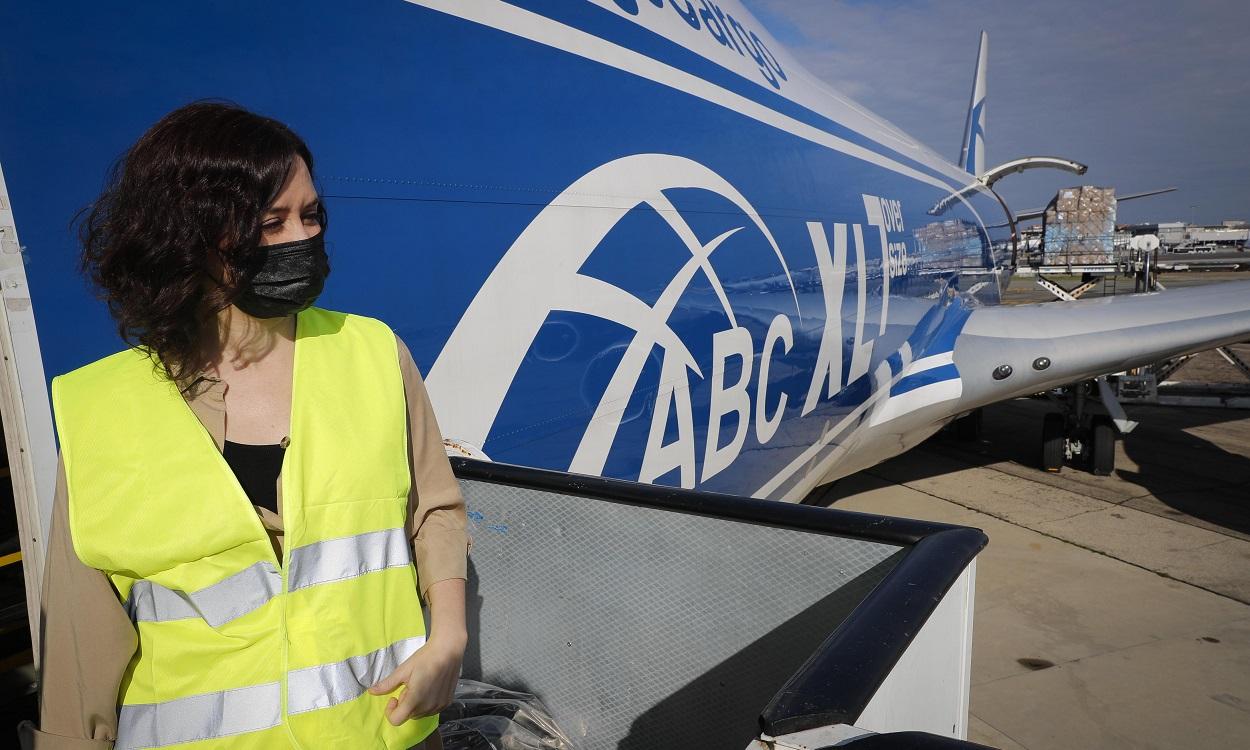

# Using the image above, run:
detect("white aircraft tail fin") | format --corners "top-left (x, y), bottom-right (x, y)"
top-left (957, 31), bottom-right (988, 176)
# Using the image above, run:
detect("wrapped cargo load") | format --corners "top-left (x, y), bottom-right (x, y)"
top-left (913, 218), bottom-right (983, 271)
top-left (1041, 186), bottom-right (1117, 267)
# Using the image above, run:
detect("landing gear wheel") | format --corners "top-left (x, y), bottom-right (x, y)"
top-left (1090, 415), bottom-right (1116, 476)
top-left (954, 409), bottom-right (983, 441)
top-left (1042, 413), bottom-right (1065, 472)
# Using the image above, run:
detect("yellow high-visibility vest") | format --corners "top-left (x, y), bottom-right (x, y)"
top-left (52, 307), bottom-right (436, 750)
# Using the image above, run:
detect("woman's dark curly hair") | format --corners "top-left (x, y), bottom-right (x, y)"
top-left (79, 101), bottom-right (325, 383)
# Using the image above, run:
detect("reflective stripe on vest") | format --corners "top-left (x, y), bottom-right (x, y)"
top-left (287, 635), bottom-right (426, 714)
top-left (124, 528), bottom-right (412, 626)
top-left (115, 637), bottom-right (426, 750)
top-left (288, 527), bottom-right (413, 593)
top-left (125, 561), bottom-right (281, 626)
top-left (116, 682), bottom-right (281, 750)
top-left (54, 308), bottom-right (436, 749)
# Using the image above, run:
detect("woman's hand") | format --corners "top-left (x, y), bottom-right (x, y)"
top-left (368, 635), bottom-right (465, 725)
top-left (368, 578), bottom-right (468, 726)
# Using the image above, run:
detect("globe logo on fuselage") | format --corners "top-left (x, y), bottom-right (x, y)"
top-left (424, 154), bottom-right (801, 488)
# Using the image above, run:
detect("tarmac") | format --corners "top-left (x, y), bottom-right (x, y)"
top-left (819, 273), bottom-right (1250, 749)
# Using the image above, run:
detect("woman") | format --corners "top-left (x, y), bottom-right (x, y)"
top-left (21, 103), bottom-right (468, 749)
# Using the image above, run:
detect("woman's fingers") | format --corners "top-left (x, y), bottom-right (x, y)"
top-left (368, 665), bottom-right (407, 696)
top-left (387, 686), bottom-right (414, 726)
top-left (389, 681), bottom-right (448, 724)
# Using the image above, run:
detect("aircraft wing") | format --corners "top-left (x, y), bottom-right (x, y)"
top-left (951, 280), bottom-right (1250, 411)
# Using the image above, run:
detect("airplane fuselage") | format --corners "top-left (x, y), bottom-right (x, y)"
top-left (0, 0), bottom-right (1011, 508)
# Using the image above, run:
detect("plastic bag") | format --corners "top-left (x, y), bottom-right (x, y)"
top-left (438, 679), bottom-right (576, 750)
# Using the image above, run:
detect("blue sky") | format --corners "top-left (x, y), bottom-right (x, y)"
top-left (742, 0), bottom-right (1250, 226)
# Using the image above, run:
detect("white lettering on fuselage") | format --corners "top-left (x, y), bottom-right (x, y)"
top-left (802, 221), bottom-right (847, 415)
top-left (639, 195), bottom-right (912, 486)
top-left (430, 155), bottom-right (929, 491)
top-left (601, 0), bottom-right (788, 89)
top-left (703, 326), bottom-right (753, 481)
top-left (639, 351), bottom-right (698, 487)
top-left (866, 194), bottom-right (911, 279)
top-left (640, 312), bottom-right (794, 487)
top-left (755, 313), bottom-right (793, 444)
top-left (847, 223), bottom-right (874, 385)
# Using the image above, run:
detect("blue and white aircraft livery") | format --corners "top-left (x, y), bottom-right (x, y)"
top-left (958, 31), bottom-right (989, 177)
top-left (0, 0), bottom-right (1248, 545)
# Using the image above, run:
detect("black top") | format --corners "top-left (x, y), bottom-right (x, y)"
top-left (222, 440), bottom-right (285, 515)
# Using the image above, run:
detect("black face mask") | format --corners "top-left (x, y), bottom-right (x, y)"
top-left (234, 233), bottom-right (330, 319)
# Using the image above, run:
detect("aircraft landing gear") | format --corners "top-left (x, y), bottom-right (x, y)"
top-left (1041, 412), bottom-right (1065, 472)
top-left (1090, 415), bottom-right (1115, 476)
top-left (1040, 379), bottom-right (1132, 475)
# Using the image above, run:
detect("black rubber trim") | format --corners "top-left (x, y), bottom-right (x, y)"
top-left (835, 731), bottom-right (997, 749)
top-left (451, 457), bottom-right (966, 546)
top-left (450, 458), bottom-right (988, 738)
top-left (760, 527), bottom-right (986, 736)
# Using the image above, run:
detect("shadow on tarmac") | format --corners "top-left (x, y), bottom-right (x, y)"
top-left (811, 397), bottom-right (1250, 538)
